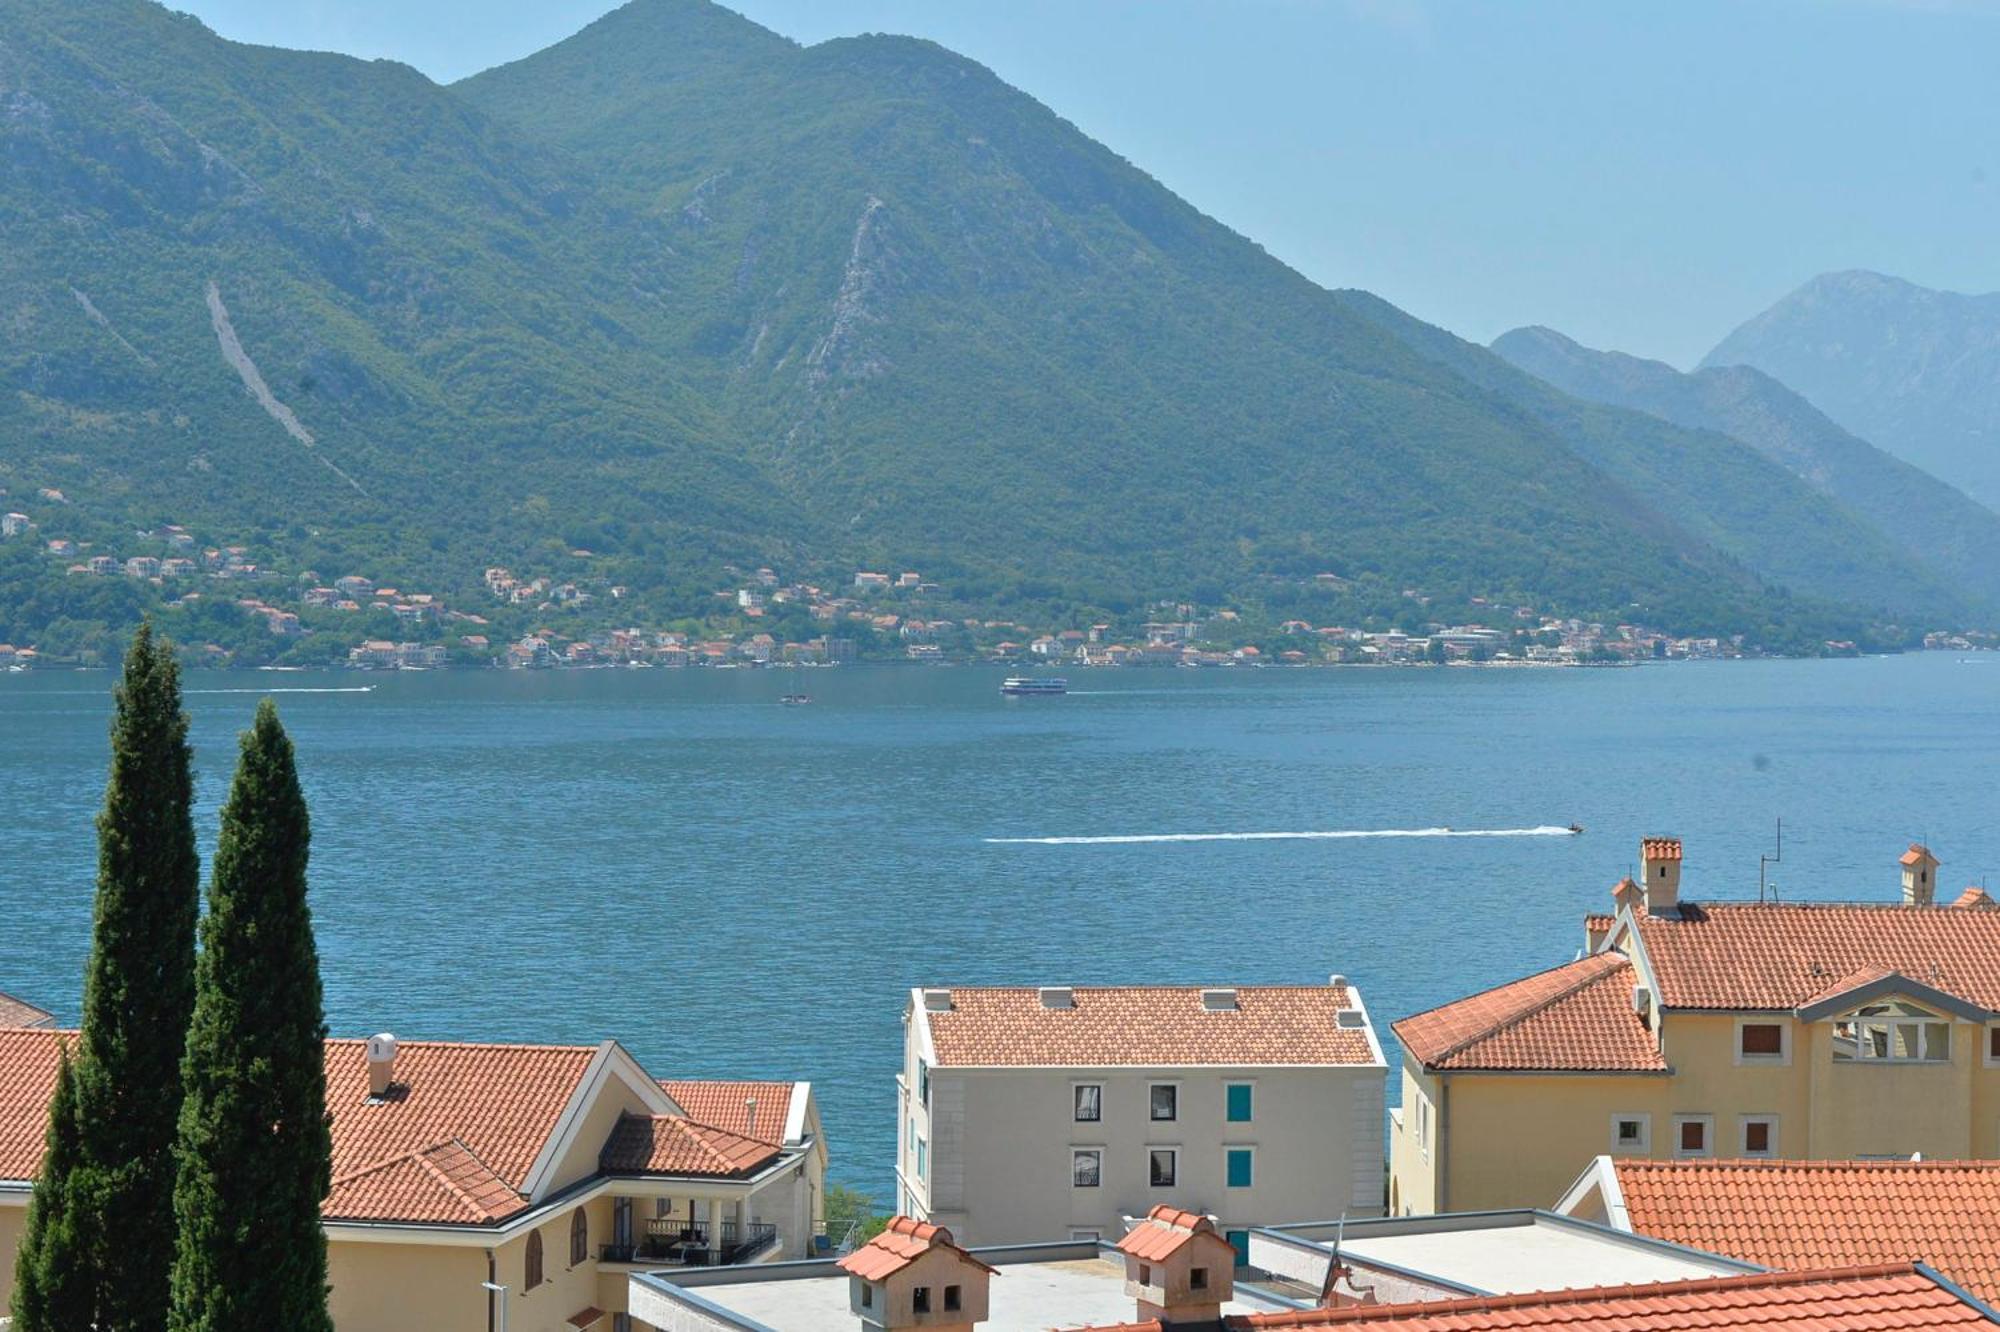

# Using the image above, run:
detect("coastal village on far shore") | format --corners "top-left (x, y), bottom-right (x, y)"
top-left (12, 503), bottom-right (1991, 672)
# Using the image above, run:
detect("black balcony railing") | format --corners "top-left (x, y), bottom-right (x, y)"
top-left (604, 1218), bottom-right (779, 1266)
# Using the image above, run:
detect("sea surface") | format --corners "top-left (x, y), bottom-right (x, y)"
top-left (3, 655), bottom-right (1998, 1197)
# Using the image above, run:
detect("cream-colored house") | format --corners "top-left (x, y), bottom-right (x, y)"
top-left (1388, 836), bottom-right (2000, 1215)
top-left (897, 981), bottom-right (1386, 1248)
top-left (0, 1028), bottom-right (827, 1330)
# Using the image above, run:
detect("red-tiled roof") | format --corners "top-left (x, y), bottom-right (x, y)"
top-left (598, 1113), bottom-right (781, 1177)
top-left (1901, 844), bottom-right (1937, 867)
top-left (1954, 887), bottom-right (1996, 909)
top-left (1392, 954), bottom-right (1665, 1072)
top-left (1635, 902), bottom-right (2000, 1010)
top-left (1641, 837), bottom-right (1683, 861)
top-left (922, 986), bottom-right (1375, 1068)
top-left (0, 1029), bottom-right (67, 1179)
top-left (0, 992), bottom-right (52, 1029)
top-left (659, 1080), bottom-right (795, 1144)
top-left (838, 1216), bottom-right (998, 1282)
top-left (325, 1139), bottom-right (522, 1225)
top-left (1239, 1265), bottom-right (1985, 1331)
top-left (1613, 1159), bottom-right (2000, 1304)
top-left (1117, 1205), bottom-right (1227, 1262)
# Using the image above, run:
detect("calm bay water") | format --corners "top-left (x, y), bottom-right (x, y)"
top-left (3, 655), bottom-right (1997, 1196)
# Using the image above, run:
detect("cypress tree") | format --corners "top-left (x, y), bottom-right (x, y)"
top-left (66, 622), bottom-right (203, 1330)
top-left (12, 1046), bottom-right (93, 1332)
top-left (169, 700), bottom-right (333, 1332)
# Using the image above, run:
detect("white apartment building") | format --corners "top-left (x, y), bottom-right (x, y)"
top-left (896, 980), bottom-right (1386, 1251)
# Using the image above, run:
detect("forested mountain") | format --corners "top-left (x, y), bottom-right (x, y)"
top-left (1704, 271), bottom-right (2000, 511)
top-left (1493, 326), bottom-right (2000, 616)
top-left (0, 0), bottom-right (1980, 657)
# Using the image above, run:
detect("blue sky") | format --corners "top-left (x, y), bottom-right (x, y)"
top-left (170, 0), bottom-right (2000, 367)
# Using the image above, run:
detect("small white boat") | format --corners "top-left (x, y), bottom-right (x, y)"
top-left (1001, 676), bottom-right (1068, 696)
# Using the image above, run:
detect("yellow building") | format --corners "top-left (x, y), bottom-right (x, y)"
top-left (1388, 836), bottom-right (2000, 1215)
top-left (0, 1029), bottom-right (827, 1331)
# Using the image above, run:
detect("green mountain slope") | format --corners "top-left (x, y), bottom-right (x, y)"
top-left (1704, 271), bottom-right (2000, 510)
top-left (1493, 325), bottom-right (2000, 615)
top-left (1331, 293), bottom-right (1970, 624)
top-left (0, 0), bottom-right (1962, 655)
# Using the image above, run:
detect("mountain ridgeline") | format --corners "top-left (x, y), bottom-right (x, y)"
top-left (0, 0), bottom-right (1989, 651)
top-left (1705, 272), bottom-right (2000, 513)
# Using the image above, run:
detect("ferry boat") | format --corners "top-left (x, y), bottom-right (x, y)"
top-left (779, 693), bottom-right (813, 706)
top-left (1000, 676), bottom-right (1068, 696)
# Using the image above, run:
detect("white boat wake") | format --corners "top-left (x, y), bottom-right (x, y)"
top-left (185, 686), bottom-right (375, 695)
top-left (985, 825), bottom-right (1577, 846)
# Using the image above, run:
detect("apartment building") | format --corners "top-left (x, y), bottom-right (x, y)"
top-left (896, 980), bottom-right (1386, 1249)
top-left (0, 1028), bottom-right (826, 1330)
top-left (1389, 835), bottom-right (2000, 1215)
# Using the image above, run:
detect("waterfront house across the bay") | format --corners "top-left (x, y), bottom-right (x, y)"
top-left (1389, 836), bottom-right (2000, 1215)
top-left (0, 1026), bottom-right (826, 1331)
top-left (897, 980), bottom-right (1386, 1249)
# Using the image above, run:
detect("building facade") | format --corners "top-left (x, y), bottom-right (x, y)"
top-left (1389, 837), bottom-right (2000, 1215)
top-left (897, 981), bottom-right (1386, 1248)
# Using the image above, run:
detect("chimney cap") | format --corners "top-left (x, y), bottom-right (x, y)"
top-left (1200, 987), bottom-right (1239, 1011)
top-left (1641, 837), bottom-right (1683, 861)
top-left (1900, 843), bottom-right (1939, 867)
top-left (1039, 985), bottom-right (1076, 1009)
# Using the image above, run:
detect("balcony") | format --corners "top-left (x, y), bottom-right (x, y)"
top-left (601, 1219), bottom-right (780, 1268)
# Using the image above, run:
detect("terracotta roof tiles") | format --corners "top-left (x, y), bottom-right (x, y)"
top-left (1635, 902), bottom-right (2000, 1010)
top-left (1641, 837), bottom-right (1683, 861)
top-left (838, 1216), bottom-right (998, 1282)
top-left (0, 991), bottom-right (53, 1030)
top-left (659, 1080), bottom-right (795, 1144)
top-left (1117, 1205), bottom-right (1228, 1262)
top-left (0, 1028), bottom-right (67, 1180)
top-left (1614, 1159), bottom-right (2000, 1305)
top-left (598, 1113), bottom-right (781, 1178)
top-left (922, 985), bottom-right (1375, 1068)
top-left (1393, 954), bottom-right (1666, 1072)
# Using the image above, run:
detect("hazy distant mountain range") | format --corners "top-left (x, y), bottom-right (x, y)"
top-left (1704, 271), bottom-right (2000, 511)
top-left (1491, 325), bottom-right (2000, 616)
top-left (0, 0), bottom-right (1990, 651)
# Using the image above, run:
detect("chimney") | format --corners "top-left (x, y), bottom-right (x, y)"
top-left (365, 1032), bottom-right (399, 1099)
top-left (921, 988), bottom-right (953, 1012)
top-left (745, 1097), bottom-right (758, 1140)
top-left (1117, 1206), bottom-right (1238, 1326)
top-left (1639, 838), bottom-right (1683, 915)
top-left (1900, 844), bottom-right (1940, 906)
top-left (838, 1216), bottom-right (994, 1331)
top-left (1200, 988), bottom-right (1239, 1011)
top-left (1038, 986), bottom-right (1075, 1010)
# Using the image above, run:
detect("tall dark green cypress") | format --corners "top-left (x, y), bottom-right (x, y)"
top-left (169, 700), bottom-right (333, 1332)
top-left (12, 1046), bottom-right (93, 1332)
top-left (66, 622), bottom-right (203, 1330)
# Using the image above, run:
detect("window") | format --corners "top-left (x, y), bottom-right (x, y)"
top-left (916, 1136), bottom-right (928, 1181)
top-left (524, 1229), bottom-right (544, 1289)
top-left (1417, 1097), bottom-right (1431, 1161)
top-left (613, 1196), bottom-right (633, 1249)
top-left (1673, 1115), bottom-right (1713, 1158)
top-left (1073, 1148), bottom-right (1102, 1188)
top-left (918, 1057), bottom-right (931, 1108)
top-left (656, 1197), bottom-right (672, 1220)
top-left (1737, 1020), bottom-right (1786, 1063)
top-left (1150, 1148), bottom-right (1179, 1187)
top-left (913, 1286), bottom-right (932, 1314)
top-left (861, 1283), bottom-right (873, 1308)
top-left (1139, 1263), bottom-right (1153, 1287)
top-left (1226, 1147), bottom-right (1254, 1188)
top-left (570, 1206), bottom-right (588, 1266)
top-left (1191, 1267), bottom-right (1209, 1290)
top-left (1741, 1115), bottom-right (1778, 1157)
top-left (1069, 1229), bottom-right (1103, 1242)
top-left (1074, 1083), bottom-right (1102, 1122)
top-left (1227, 1083), bottom-right (1254, 1123)
top-left (1832, 1002), bottom-right (1951, 1062)
top-left (1610, 1114), bottom-right (1651, 1154)
top-left (614, 1317), bottom-right (633, 1332)
top-left (945, 1285), bottom-right (962, 1312)
top-left (1989, 1026), bottom-right (2000, 1064)
top-left (1150, 1083), bottom-right (1178, 1121)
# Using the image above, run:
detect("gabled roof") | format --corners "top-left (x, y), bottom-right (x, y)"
top-left (1794, 966), bottom-right (1992, 1023)
top-left (1901, 844), bottom-right (1939, 867)
top-left (1610, 1159), bottom-right (2000, 1306)
top-left (837, 1216), bottom-right (998, 1282)
top-left (658, 1080), bottom-right (797, 1144)
top-left (0, 991), bottom-right (53, 1030)
top-left (1116, 1205), bottom-right (1231, 1262)
top-left (598, 1113), bottom-right (781, 1178)
top-left (1634, 901), bottom-right (2000, 1011)
top-left (919, 984), bottom-right (1378, 1068)
top-left (1056, 1266), bottom-right (1992, 1332)
top-left (1392, 954), bottom-right (1666, 1072)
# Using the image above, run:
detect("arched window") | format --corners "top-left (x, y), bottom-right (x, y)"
top-left (525, 1229), bottom-right (544, 1289)
top-left (570, 1206), bottom-right (589, 1266)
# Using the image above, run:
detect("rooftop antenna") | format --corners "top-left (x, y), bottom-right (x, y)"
top-left (1759, 819), bottom-right (1783, 904)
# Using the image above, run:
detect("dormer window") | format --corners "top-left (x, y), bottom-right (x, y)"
top-left (1832, 1001), bottom-right (1950, 1062)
